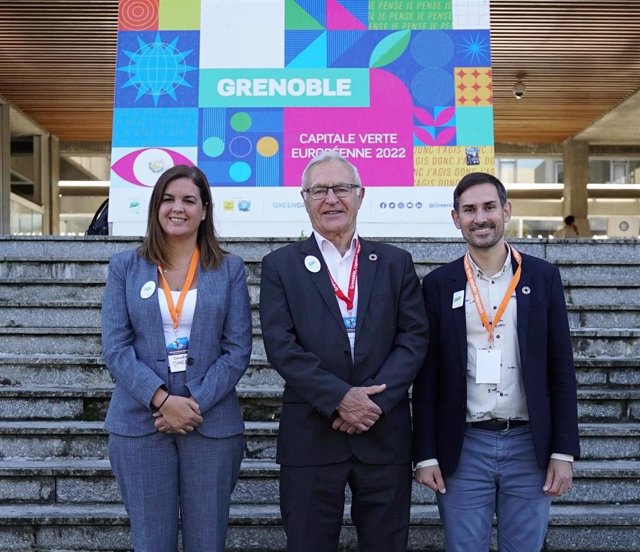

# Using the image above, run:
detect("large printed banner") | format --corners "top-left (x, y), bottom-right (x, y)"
top-left (110, 0), bottom-right (494, 236)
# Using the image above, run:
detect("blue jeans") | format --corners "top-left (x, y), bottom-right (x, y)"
top-left (437, 425), bottom-right (552, 552)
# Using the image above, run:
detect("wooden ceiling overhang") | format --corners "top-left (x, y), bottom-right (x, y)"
top-left (0, 0), bottom-right (639, 145)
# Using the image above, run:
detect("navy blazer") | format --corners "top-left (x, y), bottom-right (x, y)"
top-left (412, 252), bottom-right (580, 477)
top-left (260, 236), bottom-right (428, 466)
top-left (101, 249), bottom-right (252, 438)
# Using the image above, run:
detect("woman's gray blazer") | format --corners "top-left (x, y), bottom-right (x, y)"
top-left (101, 249), bottom-right (252, 437)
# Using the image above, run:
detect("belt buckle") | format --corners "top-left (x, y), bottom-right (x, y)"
top-left (496, 418), bottom-right (510, 431)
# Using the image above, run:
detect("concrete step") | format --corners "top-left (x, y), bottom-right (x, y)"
top-left (567, 307), bottom-right (640, 329)
top-left (1, 384), bottom-right (638, 424)
top-left (0, 354), bottom-right (283, 388)
top-left (0, 458), bottom-right (280, 507)
top-left (4, 298), bottom-right (640, 330)
top-left (0, 261), bottom-right (109, 281)
top-left (571, 328), bottom-right (640, 357)
top-left (575, 388), bottom-right (640, 423)
top-left (564, 285), bottom-right (640, 307)
top-left (2, 276), bottom-right (639, 311)
top-left (1, 237), bottom-right (639, 282)
top-left (0, 421), bottom-right (637, 462)
top-left (0, 355), bottom-right (114, 387)
top-left (0, 328), bottom-right (274, 356)
top-left (576, 356), bottom-right (640, 387)
top-left (2, 354), bottom-right (637, 390)
top-left (579, 423), bottom-right (640, 460)
top-left (0, 458), bottom-right (637, 507)
top-left (2, 326), bottom-right (640, 358)
top-left (9, 257), bottom-right (638, 287)
top-left (0, 421), bottom-right (277, 461)
top-left (0, 502), bottom-right (638, 551)
top-left (0, 328), bottom-right (102, 355)
top-left (1, 235), bottom-right (638, 262)
top-left (0, 280), bottom-right (106, 303)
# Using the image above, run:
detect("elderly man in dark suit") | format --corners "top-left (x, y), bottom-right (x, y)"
top-left (413, 172), bottom-right (580, 552)
top-left (259, 151), bottom-right (428, 552)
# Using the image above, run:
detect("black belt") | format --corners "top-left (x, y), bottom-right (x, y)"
top-left (470, 419), bottom-right (528, 431)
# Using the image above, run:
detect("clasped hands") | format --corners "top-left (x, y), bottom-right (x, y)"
top-left (332, 384), bottom-right (386, 434)
top-left (153, 394), bottom-right (202, 434)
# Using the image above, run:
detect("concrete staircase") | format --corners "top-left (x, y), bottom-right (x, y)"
top-left (0, 236), bottom-right (638, 552)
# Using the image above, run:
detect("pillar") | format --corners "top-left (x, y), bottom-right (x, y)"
top-left (33, 134), bottom-right (51, 234)
top-left (49, 136), bottom-right (60, 234)
top-left (0, 102), bottom-right (9, 234)
top-left (562, 138), bottom-right (591, 237)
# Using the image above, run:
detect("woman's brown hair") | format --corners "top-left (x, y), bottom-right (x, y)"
top-left (138, 164), bottom-right (227, 269)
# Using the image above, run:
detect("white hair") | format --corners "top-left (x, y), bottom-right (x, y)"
top-left (300, 150), bottom-right (362, 189)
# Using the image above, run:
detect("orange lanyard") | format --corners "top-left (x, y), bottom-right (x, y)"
top-left (463, 246), bottom-right (522, 345)
top-left (158, 248), bottom-right (200, 335)
top-left (326, 241), bottom-right (360, 312)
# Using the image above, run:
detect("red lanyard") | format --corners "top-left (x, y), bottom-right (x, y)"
top-left (158, 248), bottom-right (200, 335)
top-left (463, 246), bottom-right (522, 345)
top-left (326, 241), bottom-right (361, 312)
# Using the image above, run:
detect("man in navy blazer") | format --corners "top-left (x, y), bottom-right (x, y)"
top-left (413, 172), bottom-right (579, 551)
top-left (260, 152), bottom-right (428, 552)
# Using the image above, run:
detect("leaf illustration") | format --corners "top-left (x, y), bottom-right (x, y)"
top-left (414, 107), bottom-right (435, 126)
top-left (370, 31), bottom-right (411, 68)
top-left (434, 107), bottom-right (455, 126)
top-left (414, 127), bottom-right (435, 146)
top-left (435, 126), bottom-right (456, 145)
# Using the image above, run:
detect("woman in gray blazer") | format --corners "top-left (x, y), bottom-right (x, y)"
top-left (101, 165), bottom-right (252, 552)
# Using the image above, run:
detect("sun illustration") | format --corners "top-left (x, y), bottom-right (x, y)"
top-left (119, 33), bottom-right (196, 105)
top-left (459, 33), bottom-right (491, 65)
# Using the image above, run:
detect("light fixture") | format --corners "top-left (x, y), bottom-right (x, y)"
top-left (513, 80), bottom-right (526, 99)
top-left (58, 180), bottom-right (110, 188)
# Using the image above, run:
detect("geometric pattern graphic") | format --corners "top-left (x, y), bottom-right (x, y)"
top-left (452, 0), bottom-right (490, 30)
top-left (198, 108), bottom-right (284, 187)
top-left (112, 107), bottom-right (198, 147)
top-left (118, 0), bottom-right (159, 31)
top-left (455, 67), bottom-right (493, 106)
top-left (111, 147), bottom-right (195, 187)
top-left (116, 32), bottom-right (198, 107)
top-left (158, 0), bottom-right (201, 30)
top-left (414, 145), bottom-right (494, 186)
top-left (112, 0), bottom-right (493, 192)
top-left (369, 0), bottom-right (452, 30)
top-left (456, 106), bottom-right (494, 145)
top-left (414, 106), bottom-right (456, 146)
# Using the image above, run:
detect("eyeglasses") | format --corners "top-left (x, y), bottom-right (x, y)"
top-left (302, 183), bottom-right (360, 200)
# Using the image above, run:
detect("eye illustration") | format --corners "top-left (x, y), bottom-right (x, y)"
top-left (112, 148), bottom-right (194, 187)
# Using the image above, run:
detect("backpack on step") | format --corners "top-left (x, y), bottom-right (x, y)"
top-left (86, 198), bottom-right (109, 236)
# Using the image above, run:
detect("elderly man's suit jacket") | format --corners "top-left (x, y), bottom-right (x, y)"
top-left (260, 235), bottom-right (428, 466)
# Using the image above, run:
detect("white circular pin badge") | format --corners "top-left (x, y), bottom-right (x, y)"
top-left (522, 286), bottom-right (531, 295)
top-left (369, 253), bottom-right (378, 261)
top-left (304, 255), bottom-right (321, 273)
top-left (140, 280), bottom-right (156, 299)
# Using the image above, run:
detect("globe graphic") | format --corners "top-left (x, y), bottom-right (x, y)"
top-left (122, 35), bottom-right (194, 104)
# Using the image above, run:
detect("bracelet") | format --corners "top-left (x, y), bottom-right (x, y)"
top-left (156, 393), bottom-right (171, 411)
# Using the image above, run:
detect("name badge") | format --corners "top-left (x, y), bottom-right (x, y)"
top-left (168, 351), bottom-right (187, 373)
top-left (343, 315), bottom-right (357, 334)
top-left (476, 348), bottom-right (501, 384)
top-left (452, 290), bottom-right (465, 309)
